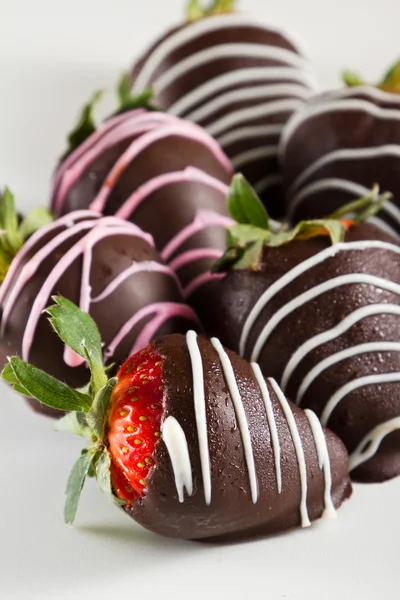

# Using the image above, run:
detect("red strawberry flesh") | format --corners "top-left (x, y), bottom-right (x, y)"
top-left (108, 345), bottom-right (164, 505)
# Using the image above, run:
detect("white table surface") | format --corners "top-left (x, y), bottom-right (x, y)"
top-left (1, 1), bottom-right (399, 598)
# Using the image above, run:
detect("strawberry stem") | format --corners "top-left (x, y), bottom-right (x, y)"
top-left (186, 0), bottom-right (236, 21)
top-left (342, 58), bottom-right (400, 94)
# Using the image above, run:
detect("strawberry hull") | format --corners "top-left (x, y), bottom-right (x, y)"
top-left (197, 222), bottom-right (400, 483)
top-left (126, 334), bottom-right (351, 541)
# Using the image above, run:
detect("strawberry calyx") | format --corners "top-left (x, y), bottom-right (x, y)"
top-left (1, 296), bottom-right (163, 523)
top-left (343, 58), bottom-right (400, 94)
top-left (0, 188), bottom-right (53, 283)
top-left (62, 76), bottom-right (157, 160)
top-left (213, 176), bottom-right (392, 273)
top-left (186, 0), bottom-right (236, 21)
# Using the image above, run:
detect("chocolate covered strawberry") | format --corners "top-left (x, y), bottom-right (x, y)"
top-left (200, 177), bottom-right (400, 483)
top-left (3, 297), bottom-right (351, 540)
top-left (128, 0), bottom-right (317, 217)
top-left (281, 58), bottom-right (400, 236)
top-left (50, 90), bottom-right (233, 304)
top-left (0, 190), bottom-right (198, 415)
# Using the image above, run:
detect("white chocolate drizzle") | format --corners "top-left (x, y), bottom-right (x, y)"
top-left (321, 372), bottom-right (400, 426)
top-left (211, 337), bottom-right (258, 503)
top-left (349, 416), bottom-right (400, 471)
top-left (251, 362), bottom-right (282, 493)
top-left (162, 416), bottom-right (193, 502)
top-left (252, 273), bottom-right (400, 362)
top-left (269, 378), bottom-right (311, 528)
top-left (296, 342), bottom-right (400, 406)
top-left (132, 13), bottom-right (310, 93)
top-left (281, 303), bottom-right (400, 393)
top-left (186, 331), bottom-right (212, 505)
top-left (240, 240), bottom-right (400, 357)
top-left (304, 409), bottom-right (336, 519)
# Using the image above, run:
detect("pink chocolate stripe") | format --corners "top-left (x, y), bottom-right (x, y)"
top-left (89, 121), bottom-right (232, 214)
top-left (92, 261), bottom-right (182, 303)
top-left (104, 302), bottom-right (199, 360)
top-left (21, 223), bottom-right (154, 361)
top-left (0, 211), bottom-right (99, 307)
top-left (161, 210), bottom-right (233, 261)
top-left (54, 112), bottom-right (172, 213)
top-left (169, 247), bottom-right (223, 272)
top-left (51, 110), bottom-right (147, 209)
top-left (184, 272), bottom-right (226, 299)
top-left (115, 166), bottom-right (229, 220)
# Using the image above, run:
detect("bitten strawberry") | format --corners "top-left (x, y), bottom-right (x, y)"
top-left (108, 349), bottom-right (164, 502)
top-left (3, 296), bottom-right (351, 541)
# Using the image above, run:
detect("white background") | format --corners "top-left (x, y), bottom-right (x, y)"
top-left (0, 1), bottom-right (399, 598)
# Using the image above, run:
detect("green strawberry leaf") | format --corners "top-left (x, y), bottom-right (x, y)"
top-left (1, 361), bottom-right (18, 384)
top-left (62, 90), bottom-right (103, 160)
top-left (45, 296), bottom-right (107, 396)
top-left (54, 411), bottom-right (91, 438)
top-left (379, 58), bottom-right (400, 93)
top-left (186, 0), bottom-right (235, 20)
top-left (328, 185), bottom-right (392, 223)
top-left (115, 72), bottom-right (158, 115)
top-left (228, 174), bottom-right (269, 229)
top-left (342, 70), bottom-right (365, 87)
top-left (87, 377), bottom-right (117, 439)
top-left (3, 357), bottom-right (92, 412)
top-left (95, 449), bottom-right (126, 507)
top-left (0, 187), bottom-right (22, 255)
top-left (64, 450), bottom-right (96, 524)
top-left (18, 207), bottom-right (54, 240)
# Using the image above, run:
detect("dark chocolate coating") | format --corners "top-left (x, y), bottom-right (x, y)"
top-left (130, 13), bottom-right (316, 217)
top-left (197, 223), bottom-right (400, 483)
top-left (0, 213), bottom-right (198, 415)
top-left (282, 87), bottom-right (400, 228)
top-left (127, 334), bottom-right (351, 540)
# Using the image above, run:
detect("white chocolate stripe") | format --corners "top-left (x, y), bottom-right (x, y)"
top-left (169, 67), bottom-right (318, 117)
top-left (297, 342), bottom-right (400, 405)
top-left (323, 85), bottom-right (400, 106)
top-left (269, 378), bottom-right (311, 528)
top-left (210, 99), bottom-right (303, 138)
top-left (186, 331), bottom-right (212, 505)
top-left (133, 13), bottom-right (309, 92)
top-left (240, 240), bottom-right (400, 357)
top-left (368, 216), bottom-right (400, 241)
top-left (231, 146), bottom-right (278, 170)
top-left (254, 174), bottom-right (283, 195)
top-left (186, 84), bottom-right (311, 124)
top-left (349, 416), bottom-right (400, 471)
top-left (251, 274), bottom-right (400, 362)
top-left (289, 178), bottom-right (400, 227)
top-left (154, 44), bottom-right (311, 96)
top-left (251, 363), bottom-right (282, 493)
top-left (289, 144), bottom-right (400, 197)
top-left (281, 304), bottom-right (400, 392)
top-left (280, 99), bottom-right (400, 160)
top-left (218, 124), bottom-right (283, 149)
top-left (211, 337), bottom-right (258, 503)
top-left (162, 416), bottom-right (193, 503)
top-left (321, 372), bottom-right (400, 426)
top-left (304, 409), bottom-right (336, 520)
